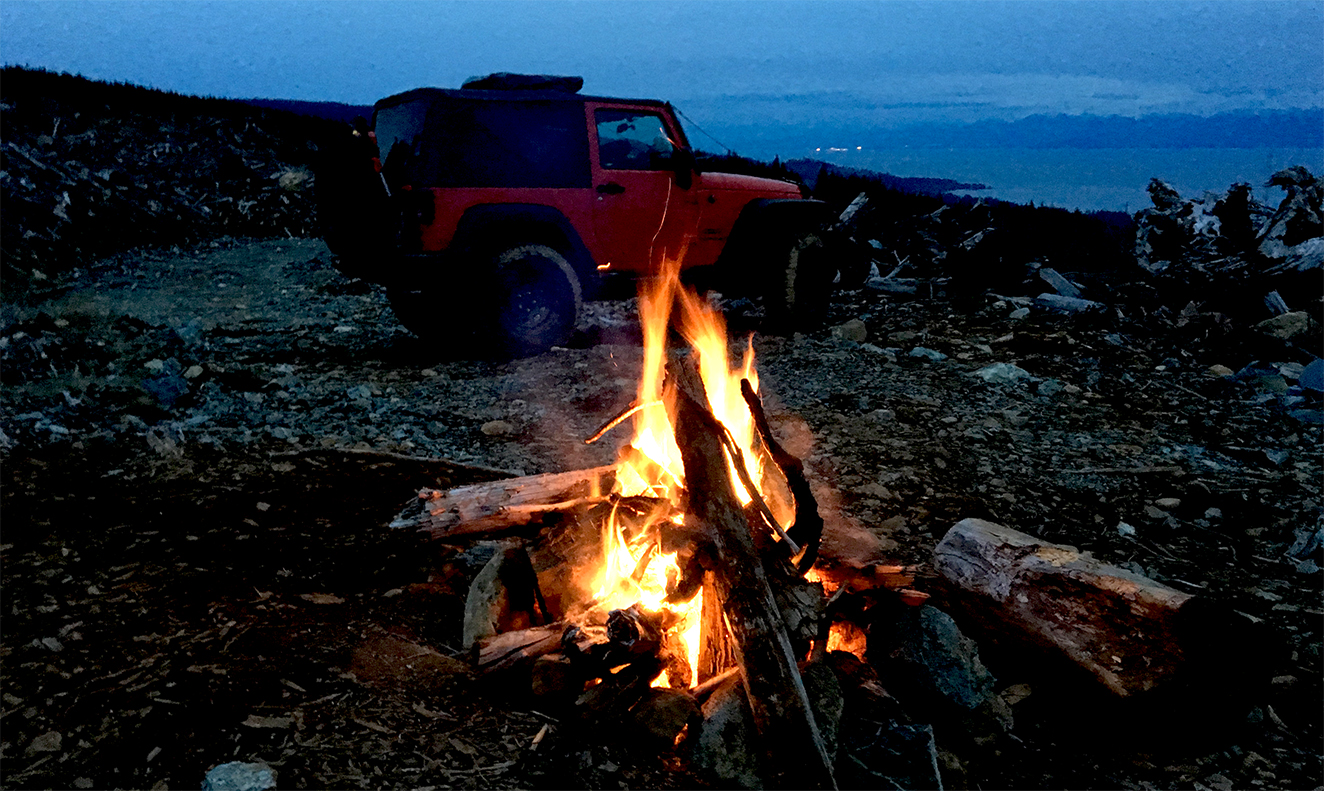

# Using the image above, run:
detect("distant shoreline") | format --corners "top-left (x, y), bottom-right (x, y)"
top-left (801, 146), bottom-right (1324, 213)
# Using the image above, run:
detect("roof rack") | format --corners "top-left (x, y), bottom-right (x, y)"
top-left (461, 73), bottom-right (584, 93)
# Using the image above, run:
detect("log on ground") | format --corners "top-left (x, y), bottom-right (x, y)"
top-left (934, 518), bottom-right (1253, 697)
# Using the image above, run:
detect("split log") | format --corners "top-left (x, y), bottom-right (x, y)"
top-left (696, 570), bottom-right (738, 684)
top-left (391, 465), bottom-right (619, 539)
top-left (668, 358), bottom-right (837, 789)
top-left (934, 518), bottom-right (1239, 697)
top-left (474, 623), bottom-right (566, 675)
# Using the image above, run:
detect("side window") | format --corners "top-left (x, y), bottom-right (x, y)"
top-left (595, 109), bottom-right (675, 171)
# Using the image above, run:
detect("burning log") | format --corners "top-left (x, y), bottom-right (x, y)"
top-left (667, 358), bottom-right (837, 789)
top-left (741, 378), bottom-right (824, 572)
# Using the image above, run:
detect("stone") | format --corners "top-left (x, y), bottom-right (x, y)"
top-left (1299, 359), bottom-right (1324, 393)
top-left (800, 659), bottom-right (845, 761)
top-left (1009, 307), bottom-right (1030, 320)
top-left (1038, 267), bottom-right (1083, 299)
top-left (629, 688), bottom-right (700, 752)
top-left (974, 362), bottom-right (1032, 385)
top-left (878, 605), bottom-right (998, 718)
top-left (1155, 497), bottom-right (1182, 509)
top-left (837, 721), bottom-right (944, 791)
top-left (1255, 311), bottom-right (1312, 340)
top-left (908, 346), bottom-right (948, 362)
top-left (1037, 378), bottom-right (1063, 397)
top-left (202, 761), bottom-right (276, 791)
top-left (1033, 293), bottom-right (1104, 313)
top-left (27, 730), bottom-right (62, 754)
top-left (831, 318), bottom-right (868, 343)
top-left (693, 675), bottom-right (762, 788)
top-left (480, 419), bottom-right (517, 436)
top-left (1207, 364), bottom-right (1235, 378)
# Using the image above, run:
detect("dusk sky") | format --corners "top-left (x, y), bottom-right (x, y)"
top-left (3, 0), bottom-right (1322, 132)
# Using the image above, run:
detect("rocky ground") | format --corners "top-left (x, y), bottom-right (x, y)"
top-left (2, 235), bottom-right (1321, 789)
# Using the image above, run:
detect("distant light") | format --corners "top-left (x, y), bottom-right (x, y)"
top-left (857, 146), bottom-right (862, 150)
top-left (815, 147), bottom-right (821, 152)
top-left (597, 263), bottom-right (611, 270)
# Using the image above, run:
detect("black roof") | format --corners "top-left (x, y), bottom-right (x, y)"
top-left (374, 86), bottom-right (669, 112)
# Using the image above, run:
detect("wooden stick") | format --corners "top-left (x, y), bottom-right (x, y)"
top-left (584, 399), bottom-right (664, 445)
top-left (741, 378), bottom-right (824, 572)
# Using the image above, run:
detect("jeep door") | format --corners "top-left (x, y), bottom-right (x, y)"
top-left (587, 104), bottom-right (699, 273)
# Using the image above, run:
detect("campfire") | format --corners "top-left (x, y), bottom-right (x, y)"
top-left (392, 256), bottom-right (924, 788)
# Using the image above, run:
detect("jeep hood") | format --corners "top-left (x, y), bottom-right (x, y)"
top-left (697, 171), bottom-right (802, 197)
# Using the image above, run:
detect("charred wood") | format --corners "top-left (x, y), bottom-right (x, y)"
top-left (667, 358), bottom-right (837, 789)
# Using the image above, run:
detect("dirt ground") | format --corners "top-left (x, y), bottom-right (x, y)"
top-left (1, 237), bottom-right (1320, 790)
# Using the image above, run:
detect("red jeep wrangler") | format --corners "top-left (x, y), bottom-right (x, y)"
top-left (318, 73), bottom-right (834, 357)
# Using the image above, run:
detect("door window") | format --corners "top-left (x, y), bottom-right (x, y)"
top-left (595, 110), bottom-right (675, 171)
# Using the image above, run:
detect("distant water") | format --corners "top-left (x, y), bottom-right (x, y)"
top-left (813, 148), bottom-right (1324, 214)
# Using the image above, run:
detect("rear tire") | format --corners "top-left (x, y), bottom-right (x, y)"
top-left (763, 232), bottom-right (833, 333)
top-left (489, 244), bottom-right (582, 358)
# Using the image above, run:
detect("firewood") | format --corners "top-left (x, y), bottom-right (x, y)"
top-left (474, 623), bottom-right (565, 675)
top-left (667, 358), bottom-right (837, 790)
top-left (934, 518), bottom-right (1216, 697)
top-left (741, 378), bottom-right (824, 571)
top-left (391, 465), bottom-right (619, 539)
top-left (696, 570), bottom-right (737, 684)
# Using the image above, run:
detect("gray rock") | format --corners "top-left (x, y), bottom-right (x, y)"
top-left (693, 675), bottom-right (762, 789)
top-left (866, 277), bottom-right (918, 294)
top-left (974, 362), bottom-right (1032, 385)
top-left (202, 761), bottom-right (276, 791)
top-left (142, 358), bottom-right (189, 408)
top-left (1255, 311), bottom-right (1312, 340)
top-left (801, 659), bottom-right (845, 761)
top-left (1037, 378), bottom-right (1063, 397)
top-left (1033, 293), bottom-right (1104, 313)
top-left (27, 731), bottom-right (62, 754)
top-left (838, 721), bottom-right (944, 791)
top-left (1008, 307), bottom-right (1031, 320)
top-left (831, 319), bottom-right (868, 343)
top-left (1290, 409), bottom-right (1324, 424)
top-left (1038, 267), bottom-right (1083, 299)
top-left (909, 347), bottom-right (947, 362)
top-left (883, 605), bottom-right (997, 714)
top-left (1299, 359), bottom-right (1324, 393)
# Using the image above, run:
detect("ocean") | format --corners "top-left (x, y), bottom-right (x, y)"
top-left (809, 147), bottom-right (1324, 214)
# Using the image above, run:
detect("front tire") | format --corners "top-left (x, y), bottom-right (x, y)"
top-left (763, 232), bottom-right (833, 333)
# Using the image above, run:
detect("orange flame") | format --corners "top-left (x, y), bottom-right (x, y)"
top-left (594, 254), bottom-right (789, 688)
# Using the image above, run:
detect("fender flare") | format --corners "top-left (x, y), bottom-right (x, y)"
top-left (452, 204), bottom-right (601, 299)
top-left (714, 198), bottom-right (834, 289)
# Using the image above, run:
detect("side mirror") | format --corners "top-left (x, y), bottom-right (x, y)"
top-left (672, 148), bottom-right (695, 190)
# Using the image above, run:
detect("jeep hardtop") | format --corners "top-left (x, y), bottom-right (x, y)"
top-left (317, 73), bottom-right (834, 357)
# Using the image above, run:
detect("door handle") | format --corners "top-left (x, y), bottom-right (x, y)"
top-left (596, 182), bottom-right (626, 195)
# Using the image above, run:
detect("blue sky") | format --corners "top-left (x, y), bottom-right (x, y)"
top-left (3, 0), bottom-right (1320, 130)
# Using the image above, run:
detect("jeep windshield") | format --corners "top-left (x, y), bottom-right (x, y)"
top-left (374, 93), bottom-right (592, 189)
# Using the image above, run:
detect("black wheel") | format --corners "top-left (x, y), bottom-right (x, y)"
top-left (489, 244), bottom-right (582, 358)
top-left (763, 232), bottom-right (833, 333)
